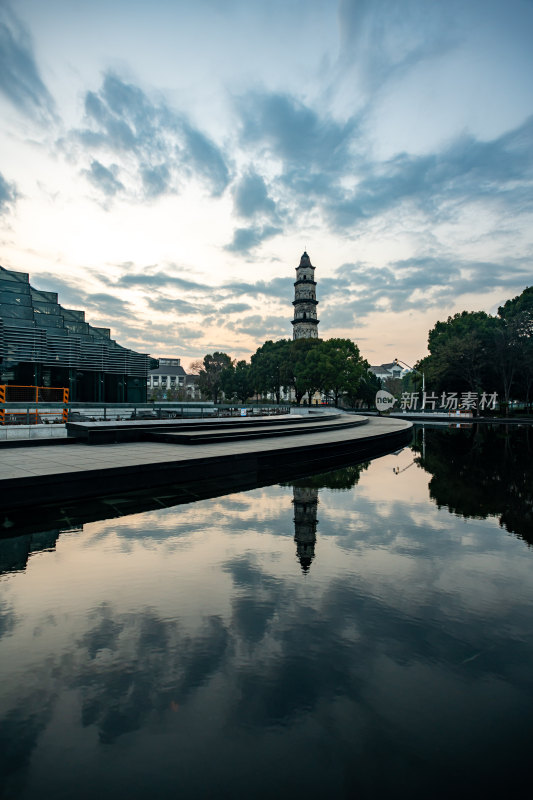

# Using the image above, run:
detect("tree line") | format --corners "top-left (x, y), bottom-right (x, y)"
top-left (190, 338), bottom-right (380, 406)
top-left (415, 286), bottom-right (533, 410)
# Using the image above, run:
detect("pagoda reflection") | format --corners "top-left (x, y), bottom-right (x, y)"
top-left (292, 485), bottom-right (319, 573)
top-left (287, 463), bottom-right (371, 573)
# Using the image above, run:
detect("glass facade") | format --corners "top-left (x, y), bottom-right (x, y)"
top-left (0, 266), bottom-right (153, 402)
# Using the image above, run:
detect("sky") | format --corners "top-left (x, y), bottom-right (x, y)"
top-left (0, 0), bottom-right (532, 368)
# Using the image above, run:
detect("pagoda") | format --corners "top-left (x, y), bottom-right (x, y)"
top-left (291, 251), bottom-right (319, 339)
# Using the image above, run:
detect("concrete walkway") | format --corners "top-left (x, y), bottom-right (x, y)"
top-left (0, 416), bottom-right (412, 512)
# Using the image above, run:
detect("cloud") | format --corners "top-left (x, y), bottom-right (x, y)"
top-left (140, 163), bottom-right (170, 198)
top-left (0, 4), bottom-right (56, 122)
top-left (337, 0), bottom-right (459, 91)
top-left (175, 326), bottom-right (205, 341)
top-left (88, 292), bottom-right (133, 319)
top-left (232, 85), bottom-right (533, 258)
top-left (32, 274), bottom-right (136, 325)
top-left (220, 302), bottom-right (251, 314)
top-left (82, 160), bottom-right (124, 197)
top-left (225, 224), bottom-right (281, 253)
top-left (233, 170), bottom-right (277, 219)
top-left (231, 314), bottom-right (289, 339)
top-left (327, 116), bottom-right (533, 228)
top-left (319, 255), bottom-right (533, 323)
top-left (115, 271), bottom-right (208, 293)
top-left (67, 72), bottom-right (230, 201)
top-left (146, 295), bottom-right (210, 315)
top-left (182, 122), bottom-right (230, 197)
top-left (239, 90), bottom-right (357, 173)
top-left (0, 171), bottom-right (17, 214)
top-left (224, 276), bottom-right (292, 300)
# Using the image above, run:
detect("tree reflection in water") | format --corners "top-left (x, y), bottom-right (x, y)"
top-left (1, 431), bottom-right (533, 798)
top-left (414, 424), bottom-right (533, 544)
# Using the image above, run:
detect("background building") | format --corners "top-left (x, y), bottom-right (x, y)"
top-left (369, 362), bottom-right (407, 383)
top-left (147, 358), bottom-right (201, 400)
top-left (0, 265), bottom-right (153, 402)
top-left (147, 358), bottom-right (186, 394)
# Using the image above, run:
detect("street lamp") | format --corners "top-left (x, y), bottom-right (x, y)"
top-left (394, 358), bottom-right (425, 393)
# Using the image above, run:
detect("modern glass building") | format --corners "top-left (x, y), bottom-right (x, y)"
top-left (0, 265), bottom-right (154, 402)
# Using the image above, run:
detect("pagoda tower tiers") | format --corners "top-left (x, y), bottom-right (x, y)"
top-left (293, 486), bottom-right (319, 572)
top-left (291, 251), bottom-right (319, 340)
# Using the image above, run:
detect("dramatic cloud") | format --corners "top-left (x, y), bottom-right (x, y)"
top-left (83, 160), bottom-right (124, 198)
top-left (319, 255), bottom-right (533, 323)
top-left (233, 170), bottom-right (277, 219)
top-left (337, 0), bottom-right (458, 91)
top-left (233, 85), bottom-right (533, 242)
top-left (326, 116), bottom-right (533, 229)
top-left (115, 271), bottom-right (209, 293)
top-left (225, 224), bottom-right (282, 253)
top-left (0, 172), bottom-right (17, 214)
top-left (67, 72), bottom-right (230, 201)
top-left (0, 4), bottom-right (56, 122)
top-left (1, 0), bottom-right (533, 363)
top-left (239, 91), bottom-right (358, 173)
top-left (220, 302), bottom-right (251, 314)
top-left (32, 274), bottom-right (136, 326)
top-left (224, 276), bottom-right (292, 300)
top-left (227, 314), bottom-right (288, 339)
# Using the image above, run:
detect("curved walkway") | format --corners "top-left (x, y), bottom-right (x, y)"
top-left (0, 415), bottom-right (412, 513)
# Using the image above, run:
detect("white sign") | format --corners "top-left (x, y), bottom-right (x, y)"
top-left (375, 390), bottom-right (397, 413)
top-left (240, 408), bottom-right (247, 416)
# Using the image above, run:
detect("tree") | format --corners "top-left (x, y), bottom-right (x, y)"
top-left (229, 361), bottom-right (253, 403)
top-left (498, 286), bottom-right (533, 409)
top-left (196, 352), bottom-right (233, 403)
top-left (284, 338), bottom-right (321, 403)
top-left (310, 338), bottom-right (366, 406)
top-left (418, 287), bottom-right (533, 412)
top-left (250, 340), bottom-right (291, 403)
top-left (356, 368), bottom-right (381, 409)
top-left (423, 311), bottom-right (497, 394)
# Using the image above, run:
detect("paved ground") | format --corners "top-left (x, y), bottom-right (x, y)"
top-left (0, 416), bottom-right (410, 482)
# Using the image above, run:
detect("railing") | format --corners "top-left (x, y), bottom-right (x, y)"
top-left (0, 401), bottom-right (293, 432)
top-left (0, 384), bottom-right (69, 425)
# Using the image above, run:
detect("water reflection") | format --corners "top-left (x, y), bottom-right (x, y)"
top-left (0, 426), bottom-right (532, 798)
top-left (288, 464), bottom-right (369, 572)
top-left (414, 424), bottom-right (533, 544)
top-left (292, 486), bottom-right (318, 571)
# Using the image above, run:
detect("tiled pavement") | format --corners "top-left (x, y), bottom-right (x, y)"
top-left (0, 417), bottom-right (411, 482)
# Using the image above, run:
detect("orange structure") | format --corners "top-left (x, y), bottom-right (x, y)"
top-left (0, 385), bottom-right (69, 425)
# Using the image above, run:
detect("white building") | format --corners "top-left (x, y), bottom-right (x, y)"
top-left (147, 358), bottom-right (202, 399)
top-left (369, 362), bottom-right (409, 382)
top-left (147, 358), bottom-right (186, 393)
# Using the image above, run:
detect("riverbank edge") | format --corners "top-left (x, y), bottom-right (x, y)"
top-left (1, 419), bottom-right (412, 515)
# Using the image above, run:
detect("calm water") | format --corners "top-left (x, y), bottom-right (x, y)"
top-left (1, 424), bottom-right (532, 799)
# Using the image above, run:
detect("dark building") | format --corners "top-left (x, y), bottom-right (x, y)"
top-left (0, 265), bottom-right (153, 402)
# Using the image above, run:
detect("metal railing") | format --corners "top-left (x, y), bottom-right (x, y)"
top-left (0, 400), bottom-right (293, 426)
top-left (0, 384), bottom-right (68, 425)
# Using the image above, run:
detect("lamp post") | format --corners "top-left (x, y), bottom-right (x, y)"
top-left (393, 358), bottom-right (425, 393)
top-left (394, 358), bottom-right (426, 459)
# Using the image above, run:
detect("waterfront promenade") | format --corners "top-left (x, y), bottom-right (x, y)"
top-left (0, 415), bottom-right (412, 514)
